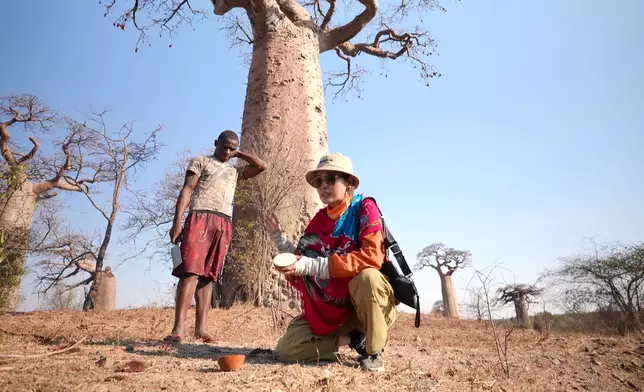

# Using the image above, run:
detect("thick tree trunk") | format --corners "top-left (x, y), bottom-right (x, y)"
top-left (0, 173), bottom-right (36, 312)
top-left (84, 157), bottom-right (124, 311)
top-left (514, 294), bottom-right (532, 329)
top-left (92, 267), bottom-right (116, 311)
top-left (221, 17), bottom-right (328, 305)
top-left (440, 274), bottom-right (460, 318)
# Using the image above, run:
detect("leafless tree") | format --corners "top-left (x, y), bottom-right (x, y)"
top-left (475, 264), bottom-right (514, 379)
top-left (416, 243), bottom-right (471, 318)
top-left (0, 94), bottom-right (96, 311)
top-left (33, 110), bottom-right (163, 310)
top-left (497, 284), bottom-right (543, 329)
top-left (464, 284), bottom-right (485, 322)
top-left (123, 149), bottom-right (193, 264)
top-left (99, 0), bottom-right (453, 305)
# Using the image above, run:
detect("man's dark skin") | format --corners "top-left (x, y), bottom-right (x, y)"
top-left (169, 134), bottom-right (266, 341)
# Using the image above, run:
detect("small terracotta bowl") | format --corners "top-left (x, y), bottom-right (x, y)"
top-left (217, 354), bottom-right (246, 372)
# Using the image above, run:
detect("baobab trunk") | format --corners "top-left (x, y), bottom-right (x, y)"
top-left (92, 267), bottom-right (116, 311)
top-left (440, 274), bottom-right (460, 318)
top-left (0, 169), bottom-right (36, 312)
top-left (221, 15), bottom-right (328, 303)
top-left (514, 295), bottom-right (532, 329)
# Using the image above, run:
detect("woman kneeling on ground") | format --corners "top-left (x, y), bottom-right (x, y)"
top-left (263, 153), bottom-right (397, 372)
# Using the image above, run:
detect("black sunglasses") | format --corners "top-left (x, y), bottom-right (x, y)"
top-left (311, 174), bottom-right (348, 189)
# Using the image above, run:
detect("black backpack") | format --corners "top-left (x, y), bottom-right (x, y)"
top-left (356, 197), bottom-right (421, 328)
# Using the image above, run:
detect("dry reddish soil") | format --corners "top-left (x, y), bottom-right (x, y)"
top-left (0, 306), bottom-right (643, 391)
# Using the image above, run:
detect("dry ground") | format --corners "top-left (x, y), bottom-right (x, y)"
top-left (0, 306), bottom-right (643, 391)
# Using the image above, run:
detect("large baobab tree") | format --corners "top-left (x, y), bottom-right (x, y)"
top-left (416, 243), bottom-right (471, 318)
top-left (0, 94), bottom-right (92, 312)
top-left (100, 0), bottom-right (449, 301)
top-left (497, 284), bottom-right (543, 329)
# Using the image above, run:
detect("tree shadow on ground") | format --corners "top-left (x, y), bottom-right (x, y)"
top-left (109, 341), bottom-right (360, 370)
top-left (125, 343), bottom-right (281, 363)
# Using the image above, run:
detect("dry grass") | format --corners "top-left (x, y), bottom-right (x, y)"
top-left (1, 306), bottom-right (643, 391)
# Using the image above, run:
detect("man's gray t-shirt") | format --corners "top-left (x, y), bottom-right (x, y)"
top-left (187, 155), bottom-right (243, 217)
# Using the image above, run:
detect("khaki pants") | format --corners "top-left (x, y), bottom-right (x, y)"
top-left (276, 268), bottom-right (398, 362)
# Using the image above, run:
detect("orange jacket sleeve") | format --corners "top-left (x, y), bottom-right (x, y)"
top-left (328, 230), bottom-right (385, 278)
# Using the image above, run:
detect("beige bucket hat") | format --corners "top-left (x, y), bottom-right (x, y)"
top-left (305, 153), bottom-right (360, 188)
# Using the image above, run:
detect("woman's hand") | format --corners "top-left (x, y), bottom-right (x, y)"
top-left (263, 213), bottom-right (283, 235)
top-left (274, 254), bottom-right (301, 276)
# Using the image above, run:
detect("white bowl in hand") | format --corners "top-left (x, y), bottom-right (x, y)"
top-left (273, 253), bottom-right (298, 268)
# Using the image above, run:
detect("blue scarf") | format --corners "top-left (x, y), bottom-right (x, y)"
top-left (331, 193), bottom-right (364, 242)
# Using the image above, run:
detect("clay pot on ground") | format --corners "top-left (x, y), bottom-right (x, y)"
top-left (217, 355), bottom-right (245, 372)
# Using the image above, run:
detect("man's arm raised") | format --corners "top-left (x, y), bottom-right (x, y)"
top-left (235, 150), bottom-right (267, 180)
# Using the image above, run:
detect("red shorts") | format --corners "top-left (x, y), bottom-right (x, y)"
top-left (172, 210), bottom-right (232, 281)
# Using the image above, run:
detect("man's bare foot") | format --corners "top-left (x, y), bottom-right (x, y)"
top-left (195, 332), bottom-right (215, 344)
top-left (162, 335), bottom-right (182, 345)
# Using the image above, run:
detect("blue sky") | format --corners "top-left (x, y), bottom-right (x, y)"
top-left (2, 0), bottom-right (642, 315)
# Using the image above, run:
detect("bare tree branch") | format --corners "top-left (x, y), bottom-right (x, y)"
top-left (211, 0), bottom-right (251, 16)
top-left (416, 242), bottom-right (471, 276)
top-left (17, 137), bottom-right (39, 164)
top-left (0, 123), bottom-right (17, 166)
top-left (104, 0), bottom-right (209, 50)
top-left (474, 264), bottom-right (513, 378)
top-left (275, 0), bottom-right (316, 25)
top-left (320, 0), bottom-right (336, 30)
top-left (65, 277), bottom-right (94, 291)
top-left (32, 140), bottom-right (85, 195)
top-left (99, 0), bottom-right (448, 97)
top-left (222, 15), bottom-right (254, 46)
top-left (325, 49), bottom-right (368, 100)
top-left (320, 0), bottom-right (378, 52)
top-left (0, 95), bottom-right (56, 166)
top-left (384, 0), bottom-right (446, 23)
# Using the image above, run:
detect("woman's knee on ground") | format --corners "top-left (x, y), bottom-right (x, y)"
top-left (276, 334), bottom-right (337, 363)
top-left (276, 333), bottom-right (303, 362)
top-left (276, 319), bottom-right (337, 363)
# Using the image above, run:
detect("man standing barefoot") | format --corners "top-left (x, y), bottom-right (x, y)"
top-left (165, 130), bottom-right (266, 344)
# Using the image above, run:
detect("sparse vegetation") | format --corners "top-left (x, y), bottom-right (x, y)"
top-left (545, 240), bottom-right (644, 335)
top-left (1, 306), bottom-right (642, 391)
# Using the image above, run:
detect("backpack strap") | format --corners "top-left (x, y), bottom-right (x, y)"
top-left (361, 197), bottom-right (413, 278)
top-left (358, 197), bottom-right (421, 328)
